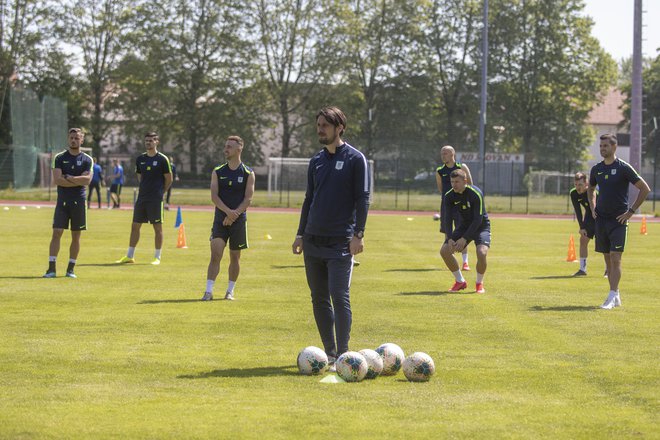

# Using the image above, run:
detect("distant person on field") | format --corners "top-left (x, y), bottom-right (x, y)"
top-left (440, 169), bottom-right (490, 294)
top-left (436, 145), bottom-right (473, 271)
top-left (165, 156), bottom-right (179, 211)
top-left (588, 133), bottom-right (650, 309)
top-left (116, 132), bottom-right (172, 265)
top-left (292, 107), bottom-right (370, 371)
top-left (44, 128), bottom-right (93, 278)
top-left (87, 157), bottom-right (103, 209)
top-left (110, 158), bottom-right (124, 209)
top-left (202, 136), bottom-right (255, 301)
top-left (569, 172), bottom-right (601, 277)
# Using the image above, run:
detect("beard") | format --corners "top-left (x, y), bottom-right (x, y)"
top-left (318, 133), bottom-right (338, 145)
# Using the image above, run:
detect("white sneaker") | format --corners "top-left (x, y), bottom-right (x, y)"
top-left (600, 291), bottom-right (618, 309)
top-left (614, 292), bottom-right (622, 307)
top-left (327, 356), bottom-right (337, 373)
top-left (201, 292), bottom-right (213, 301)
top-left (224, 291), bottom-right (234, 301)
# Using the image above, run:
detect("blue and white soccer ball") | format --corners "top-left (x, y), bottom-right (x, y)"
top-left (402, 352), bottom-right (435, 382)
top-left (297, 346), bottom-right (328, 375)
top-left (335, 351), bottom-right (368, 382)
top-left (359, 348), bottom-right (384, 379)
top-left (375, 343), bottom-right (405, 376)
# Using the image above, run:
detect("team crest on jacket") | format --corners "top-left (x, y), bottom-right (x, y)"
top-left (238, 176), bottom-right (243, 183)
top-left (153, 160), bottom-right (158, 166)
top-left (335, 161), bottom-right (344, 170)
top-left (611, 169), bottom-right (616, 175)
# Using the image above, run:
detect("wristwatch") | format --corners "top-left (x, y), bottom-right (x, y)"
top-left (354, 230), bottom-right (364, 239)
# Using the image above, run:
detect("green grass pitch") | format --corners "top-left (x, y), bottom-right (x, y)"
top-left (0, 206), bottom-right (658, 439)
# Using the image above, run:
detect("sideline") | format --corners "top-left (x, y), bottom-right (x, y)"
top-left (1, 199), bottom-right (657, 221)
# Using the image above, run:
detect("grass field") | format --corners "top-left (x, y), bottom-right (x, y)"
top-left (0, 206), bottom-right (659, 439)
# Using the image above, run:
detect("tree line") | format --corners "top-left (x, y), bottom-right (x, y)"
top-left (2, 0), bottom-right (643, 175)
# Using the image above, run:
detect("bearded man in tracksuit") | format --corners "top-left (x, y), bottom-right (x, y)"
top-left (292, 107), bottom-right (370, 370)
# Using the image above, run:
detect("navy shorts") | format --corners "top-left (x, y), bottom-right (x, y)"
top-left (110, 183), bottom-right (122, 195)
top-left (446, 226), bottom-right (491, 248)
top-left (582, 221), bottom-right (595, 239)
top-left (53, 200), bottom-right (87, 231)
top-left (595, 217), bottom-right (627, 253)
top-left (133, 199), bottom-right (163, 224)
top-left (210, 215), bottom-right (248, 250)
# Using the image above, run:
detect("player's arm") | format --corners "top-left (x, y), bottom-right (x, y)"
top-left (209, 171), bottom-right (231, 214)
top-left (435, 170), bottom-right (443, 194)
top-left (293, 160), bottom-right (315, 254)
top-left (235, 172), bottom-right (256, 215)
top-left (68, 170), bottom-right (93, 186)
top-left (587, 171), bottom-right (597, 219)
top-left (440, 194), bottom-right (453, 241)
top-left (163, 172), bottom-right (173, 193)
top-left (461, 190), bottom-right (484, 245)
top-left (52, 167), bottom-right (76, 187)
top-left (462, 164), bottom-right (474, 185)
top-left (570, 190), bottom-right (585, 229)
top-left (616, 177), bottom-right (651, 223)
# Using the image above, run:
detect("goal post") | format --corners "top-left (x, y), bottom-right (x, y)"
top-left (267, 157), bottom-right (375, 198)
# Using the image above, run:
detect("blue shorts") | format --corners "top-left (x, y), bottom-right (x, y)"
top-left (446, 226), bottom-right (491, 248)
top-left (211, 215), bottom-right (248, 250)
top-left (595, 217), bottom-right (627, 253)
top-left (133, 199), bottom-right (163, 224)
top-left (53, 200), bottom-right (87, 231)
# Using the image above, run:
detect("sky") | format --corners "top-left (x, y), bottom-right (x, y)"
top-left (582, 0), bottom-right (660, 61)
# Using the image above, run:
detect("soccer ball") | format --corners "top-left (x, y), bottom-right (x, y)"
top-left (402, 352), bottom-right (435, 382)
top-left (335, 351), bottom-right (368, 382)
top-left (375, 343), bottom-right (405, 376)
top-left (433, 213), bottom-right (441, 221)
top-left (297, 346), bottom-right (328, 375)
top-left (359, 349), bottom-right (384, 379)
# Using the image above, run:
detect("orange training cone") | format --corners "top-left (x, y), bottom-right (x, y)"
top-left (641, 216), bottom-right (647, 235)
top-left (566, 234), bottom-right (577, 262)
top-left (176, 223), bottom-right (188, 248)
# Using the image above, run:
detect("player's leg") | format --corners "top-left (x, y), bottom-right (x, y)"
top-left (87, 185), bottom-right (93, 208)
top-left (225, 217), bottom-right (248, 299)
top-left (46, 228), bottom-right (64, 277)
top-left (475, 244), bottom-right (488, 293)
top-left (304, 239), bottom-right (335, 360)
top-left (152, 222), bottom-right (163, 264)
top-left (440, 238), bottom-right (466, 291)
top-left (203, 237), bottom-right (227, 300)
top-left (116, 184), bottom-right (122, 208)
top-left (226, 250), bottom-right (241, 300)
top-left (65, 202), bottom-right (87, 277)
top-left (453, 209), bottom-right (470, 270)
top-left (327, 253), bottom-right (353, 357)
top-left (607, 252), bottom-right (622, 292)
top-left (95, 183), bottom-right (101, 208)
top-left (598, 219), bottom-right (624, 309)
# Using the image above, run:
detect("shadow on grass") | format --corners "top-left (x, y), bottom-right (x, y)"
top-left (77, 263), bottom-right (146, 267)
top-left (138, 299), bottom-right (203, 304)
top-left (398, 290), bottom-right (475, 296)
top-left (529, 305), bottom-right (600, 312)
top-left (271, 265), bottom-right (305, 269)
top-left (529, 275), bottom-right (578, 280)
top-left (385, 268), bottom-right (440, 273)
top-left (178, 365), bottom-right (299, 379)
top-left (0, 276), bottom-right (53, 279)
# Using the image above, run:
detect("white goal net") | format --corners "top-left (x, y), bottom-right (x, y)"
top-left (527, 170), bottom-right (575, 195)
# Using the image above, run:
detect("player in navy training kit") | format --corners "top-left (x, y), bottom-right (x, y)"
top-left (570, 172), bottom-right (598, 277)
top-left (110, 158), bottom-right (124, 209)
top-left (202, 136), bottom-right (255, 301)
top-left (116, 132), bottom-right (172, 265)
top-left (436, 145), bottom-right (474, 271)
top-left (44, 128), bottom-right (94, 278)
top-left (292, 107), bottom-right (370, 370)
top-left (587, 133), bottom-right (650, 309)
top-left (87, 158), bottom-right (103, 209)
top-left (440, 169), bottom-right (491, 294)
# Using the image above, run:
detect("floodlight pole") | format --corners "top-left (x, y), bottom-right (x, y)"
top-left (478, 0), bottom-right (489, 191)
top-left (629, 0), bottom-right (643, 205)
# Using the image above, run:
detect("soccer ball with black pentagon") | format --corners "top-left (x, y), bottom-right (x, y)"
top-left (359, 348), bottom-right (384, 379)
top-left (335, 351), bottom-right (368, 382)
top-left (375, 343), bottom-right (405, 376)
top-left (402, 352), bottom-right (435, 382)
top-left (297, 346), bottom-right (328, 375)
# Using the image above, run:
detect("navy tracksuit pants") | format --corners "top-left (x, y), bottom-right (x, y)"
top-left (303, 235), bottom-right (353, 359)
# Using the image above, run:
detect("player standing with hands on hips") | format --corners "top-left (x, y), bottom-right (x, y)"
top-left (588, 133), bottom-right (650, 309)
top-left (292, 107), bottom-right (370, 372)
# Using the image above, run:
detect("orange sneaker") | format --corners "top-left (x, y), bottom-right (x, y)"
top-left (476, 283), bottom-right (486, 294)
top-left (462, 262), bottom-right (471, 271)
top-left (449, 281), bottom-right (468, 292)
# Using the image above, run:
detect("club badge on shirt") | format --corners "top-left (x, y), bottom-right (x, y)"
top-left (335, 161), bottom-right (344, 170)
top-left (153, 161), bottom-right (158, 166)
top-left (238, 176), bottom-right (243, 183)
top-left (611, 169), bottom-right (616, 175)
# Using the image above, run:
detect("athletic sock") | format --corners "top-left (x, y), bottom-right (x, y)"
top-left (580, 258), bottom-right (587, 272)
top-left (462, 252), bottom-right (469, 264)
top-left (476, 272), bottom-right (485, 284)
top-left (67, 259), bottom-right (76, 273)
top-left (127, 247), bottom-right (136, 258)
top-left (48, 257), bottom-right (56, 273)
top-left (227, 280), bottom-right (236, 293)
top-left (452, 270), bottom-right (465, 283)
top-left (154, 249), bottom-right (162, 260)
top-left (206, 280), bottom-right (215, 293)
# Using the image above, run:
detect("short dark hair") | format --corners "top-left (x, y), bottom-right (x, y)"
top-left (145, 131), bottom-right (159, 139)
top-left (226, 135), bottom-right (244, 148)
top-left (316, 107), bottom-right (347, 136)
top-left (574, 172), bottom-right (587, 182)
top-left (599, 133), bottom-right (617, 146)
top-left (450, 169), bottom-right (467, 179)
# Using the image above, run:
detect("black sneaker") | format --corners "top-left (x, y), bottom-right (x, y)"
top-left (573, 270), bottom-right (587, 276)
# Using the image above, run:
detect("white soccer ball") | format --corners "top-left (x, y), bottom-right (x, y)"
top-left (335, 351), bottom-right (368, 382)
top-left (375, 343), bottom-right (405, 376)
top-left (359, 349), bottom-right (384, 379)
top-left (433, 213), bottom-right (441, 221)
top-left (402, 352), bottom-right (435, 382)
top-left (297, 346), bottom-right (329, 375)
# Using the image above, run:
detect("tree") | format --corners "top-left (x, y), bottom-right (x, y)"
top-left (488, 0), bottom-right (616, 169)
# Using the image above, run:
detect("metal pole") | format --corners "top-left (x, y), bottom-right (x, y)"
top-left (478, 0), bottom-right (489, 190)
top-left (629, 0), bottom-right (643, 204)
